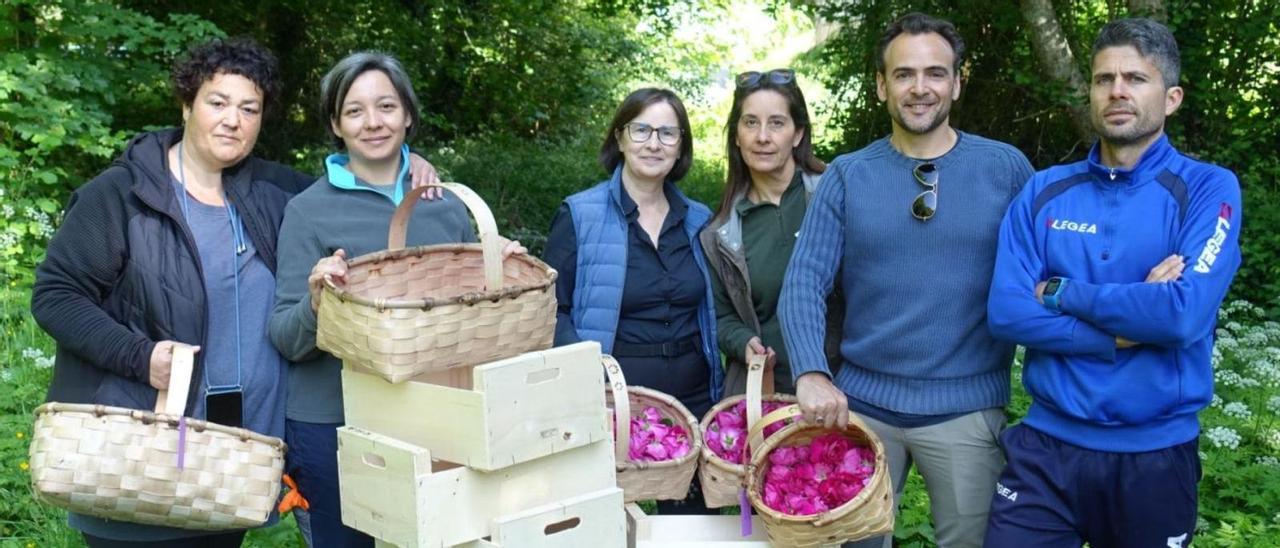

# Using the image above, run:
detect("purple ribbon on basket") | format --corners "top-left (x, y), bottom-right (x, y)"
top-left (177, 416), bottom-right (188, 470)
top-left (740, 488), bottom-right (752, 536)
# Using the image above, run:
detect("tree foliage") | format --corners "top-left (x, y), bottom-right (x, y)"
top-left (120, 0), bottom-right (675, 164)
top-left (0, 0), bottom-right (222, 283)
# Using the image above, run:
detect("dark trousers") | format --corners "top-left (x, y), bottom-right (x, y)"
top-left (286, 419), bottom-right (374, 548)
top-left (84, 531), bottom-right (245, 547)
top-left (616, 345), bottom-right (715, 515)
top-left (613, 345), bottom-right (713, 418)
top-left (984, 424), bottom-right (1201, 548)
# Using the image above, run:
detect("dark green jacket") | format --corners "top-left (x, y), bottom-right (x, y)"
top-left (699, 170), bottom-right (843, 396)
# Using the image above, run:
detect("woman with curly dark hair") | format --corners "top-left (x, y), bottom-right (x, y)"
top-left (30, 37), bottom-right (443, 546)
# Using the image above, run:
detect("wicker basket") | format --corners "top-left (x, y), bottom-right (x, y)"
top-left (316, 183), bottom-right (557, 383)
top-left (28, 346), bottom-right (286, 530)
top-left (744, 405), bottom-right (894, 547)
top-left (602, 355), bottom-right (702, 503)
top-left (698, 352), bottom-right (797, 508)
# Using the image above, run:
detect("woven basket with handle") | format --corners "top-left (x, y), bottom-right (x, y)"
top-left (316, 183), bottom-right (557, 383)
top-left (28, 346), bottom-right (286, 530)
top-left (744, 405), bottom-right (894, 547)
top-left (603, 355), bottom-right (702, 503)
top-left (698, 351), bottom-right (797, 508)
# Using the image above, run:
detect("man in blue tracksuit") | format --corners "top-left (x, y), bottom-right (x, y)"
top-left (984, 18), bottom-right (1241, 548)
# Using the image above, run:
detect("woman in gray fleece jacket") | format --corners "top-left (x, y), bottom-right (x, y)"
top-left (268, 52), bottom-right (521, 547)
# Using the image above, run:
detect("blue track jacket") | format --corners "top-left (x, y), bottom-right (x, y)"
top-left (988, 135), bottom-right (1241, 452)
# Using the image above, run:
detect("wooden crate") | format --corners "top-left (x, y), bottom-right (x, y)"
top-left (458, 488), bottom-right (625, 547)
top-left (626, 503), bottom-right (773, 547)
top-left (342, 341), bottom-right (608, 471)
top-left (338, 426), bottom-right (617, 548)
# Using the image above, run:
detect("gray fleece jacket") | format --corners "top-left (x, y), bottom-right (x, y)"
top-left (269, 160), bottom-right (475, 423)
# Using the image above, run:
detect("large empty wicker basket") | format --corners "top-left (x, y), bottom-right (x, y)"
top-left (28, 346), bottom-right (286, 530)
top-left (317, 183), bottom-right (557, 383)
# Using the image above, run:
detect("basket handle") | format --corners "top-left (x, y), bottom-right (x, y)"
top-left (154, 344), bottom-right (195, 416)
top-left (745, 404), bottom-right (804, 457)
top-left (744, 351), bottom-right (769, 430)
top-left (745, 404), bottom-right (872, 457)
top-left (387, 182), bottom-right (503, 290)
top-left (602, 354), bottom-right (631, 463)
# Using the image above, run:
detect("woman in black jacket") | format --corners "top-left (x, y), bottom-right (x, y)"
top-left (30, 38), bottom-right (437, 548)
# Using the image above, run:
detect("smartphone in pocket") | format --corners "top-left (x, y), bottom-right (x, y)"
top-left (206, 388), bottom-right (243, 428)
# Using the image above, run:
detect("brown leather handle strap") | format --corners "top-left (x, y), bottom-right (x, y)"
top-left (386, 182), bottom-right (504, 290)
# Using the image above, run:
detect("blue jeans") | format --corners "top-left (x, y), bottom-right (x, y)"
top-left (286, 419), bottom-right (373, 548)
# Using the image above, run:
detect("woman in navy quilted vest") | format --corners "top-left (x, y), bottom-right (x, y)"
top-left (543, 88), bottom-right (721, 513)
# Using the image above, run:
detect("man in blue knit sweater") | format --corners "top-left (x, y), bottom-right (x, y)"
top-left (779, 13), bottom-right (1033, 548)
top-left (984, 18), bottom-right (1241, 548)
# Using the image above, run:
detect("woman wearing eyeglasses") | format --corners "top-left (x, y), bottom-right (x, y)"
top-left (543, 87), bottom-right (721, 462)
top-left (701, 69), bottom-right (841, 398)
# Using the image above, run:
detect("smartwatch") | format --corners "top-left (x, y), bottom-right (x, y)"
top-left (1042, 277), bottom-right (1067, 311)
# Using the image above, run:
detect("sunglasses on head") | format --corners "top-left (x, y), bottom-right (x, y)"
top-left (736, 68), bottom-right (796, 89)
top-left (912, 162), bottom-right (938, 221)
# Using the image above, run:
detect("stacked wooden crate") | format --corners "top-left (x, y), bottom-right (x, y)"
top-left (336, 341), bottom-right (626, 547)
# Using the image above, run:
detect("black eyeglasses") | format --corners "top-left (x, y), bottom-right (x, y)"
top-left (912, 162), bottom-right (938, 221)
top-left (623, 123), bottom-right (682, 146)
top-left (736, 68), bottom-right (796, 89)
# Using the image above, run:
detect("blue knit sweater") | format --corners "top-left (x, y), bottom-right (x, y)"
top-left (779, 132), bottom-right (1033, 415)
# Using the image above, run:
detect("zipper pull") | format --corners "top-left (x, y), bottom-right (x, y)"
top-left (1109, 168), bottom-right (1117, 181)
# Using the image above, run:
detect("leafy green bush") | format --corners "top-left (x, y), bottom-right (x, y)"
top-left (1229, 162), bottom-right (1280, 314)
top-left (0, 1), bottom-right (222, 286)
top-left (1196, 300), bottom-right (1280, 545)
top-left (0, 288), bottom-right (75, 546)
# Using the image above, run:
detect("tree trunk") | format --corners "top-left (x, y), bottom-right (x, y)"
top-left (1127, 0), bottom-right (1167, 22)
top-left (1020, 0), bottom-right (1094, 145)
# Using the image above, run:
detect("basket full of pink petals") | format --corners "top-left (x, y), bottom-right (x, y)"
top-left (698, 353), bottom-right (797, 507)
top-left (744, 405), bottom-right (895, 547)
top-left (603, 355), bottom-right (702, 503)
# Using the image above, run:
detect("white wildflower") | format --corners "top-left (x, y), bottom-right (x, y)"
top-left (21, 347), bottom-right (44, 360)
top-left (1268, 395), bottom-right (1280, 414)
top-left (1205, 426), bottom-right (1241, 450)
top-left (1263, 428), bottom-right (1280, 451)
top-left (1217, 336), bottom-right (1239, 352)
top-left (1, 204), bottom-right (13, 218)
top-left (0, 369), bottom-right (11, 382)
top-left (1251, 360), bottom-right (1280, 388)
top-left (1223, 401), bottom-right (1251, 420)
top-left (1257, 455), bottom-right (1280, 467)
top-left (34, 356), bottom-right (54, 369)
top-left (1210, 394), bottom-right (1223, 408)
top-left (1216, 369), bottom-right (1245, 388)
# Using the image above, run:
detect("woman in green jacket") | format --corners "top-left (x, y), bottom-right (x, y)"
top-left (701, 69), bottom-right (841, 396)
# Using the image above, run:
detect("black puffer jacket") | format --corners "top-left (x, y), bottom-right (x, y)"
top-left (31, 128), bottom-right (311, 413)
